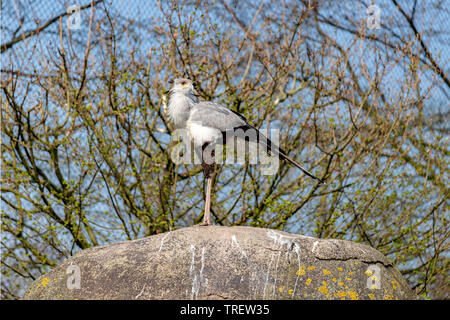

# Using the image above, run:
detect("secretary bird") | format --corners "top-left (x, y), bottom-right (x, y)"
top-left (167, 78), bottom-right (324, 226)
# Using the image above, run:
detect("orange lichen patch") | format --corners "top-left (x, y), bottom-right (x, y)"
top-left (384, 294), bottom-right (394, 300)
top-left (322, 269), bottom-right (332, 276)
top-left (305, 278), bottom-right (312, 286)
top-left (296, 265), bottom-right (306, 276)
top-left (41, 277), bottom-right (50, 288)
top-left (288, 289), bottom-right (293, 295)
top-left (345, 277), bottom-right (352, 281)
top-left (368, 293), bottom-right (375, 300)
top-left (348, 271), bottom-right (353, 275)
top-left (307, 265), bottom-right (316, 271)
top-left (365, 269), bottom-right (373, 277)
top-left (334, 291), bottom-right (347, 298)
top-left (296, 269), bottom-right (306, 276)
top-left (348, 290), bottom-right (359, 300)
top-left (338, 281), bottom-right (345, 286)
top-left (318, 281), bottom-right (328, 294)
top-left (391, 280), bottom-right (398, 290)
top-left (332, 277), bottom-right (337, 282)
top-left (337, 267), bottom-right (343, 272)
top-left (278, 286), bottom-right (285, 293)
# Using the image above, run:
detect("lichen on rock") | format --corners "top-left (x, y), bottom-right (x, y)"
top-left (22, 226), bottom-right (415, 300)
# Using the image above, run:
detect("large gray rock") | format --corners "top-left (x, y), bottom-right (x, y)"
top-left (22, 226), bottom-right (415, 300)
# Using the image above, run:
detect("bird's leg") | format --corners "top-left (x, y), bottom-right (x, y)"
top-left (203, 176), bottom-right (212, 225)
top-left (196, 143), bottom-right (215, 226)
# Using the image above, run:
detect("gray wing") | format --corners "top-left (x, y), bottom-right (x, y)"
top-left (188, 101), bottom-right (247, 131)
top-left (189, 101), bottom-right (324, 182)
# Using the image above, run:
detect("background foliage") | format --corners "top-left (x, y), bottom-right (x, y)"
top-left (1, 0), bottom-right (448, 299)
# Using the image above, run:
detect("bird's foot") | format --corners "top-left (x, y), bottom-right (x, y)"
top-left (194, 221), bottom-right (211, 227)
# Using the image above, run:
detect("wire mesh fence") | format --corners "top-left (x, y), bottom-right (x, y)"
top-left (1, 0), bottom-right (449, 299)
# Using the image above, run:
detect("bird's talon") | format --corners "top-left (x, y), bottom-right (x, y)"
top-left (194, 222), bottom-right (211, 227)
top-left (194, 221), bottom-right (211, 227)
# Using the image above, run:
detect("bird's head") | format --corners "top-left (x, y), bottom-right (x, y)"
top-left (169, 78), bottom-right (195, 95)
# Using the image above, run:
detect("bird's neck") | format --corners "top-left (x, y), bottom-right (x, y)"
top-left (168, 92), bottom-right (197, 128)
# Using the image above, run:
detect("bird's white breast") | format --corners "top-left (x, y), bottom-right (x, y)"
top-left (187, 121), bottom-right (222, 147)
top-left (168, 93), bottom-right (191, 128)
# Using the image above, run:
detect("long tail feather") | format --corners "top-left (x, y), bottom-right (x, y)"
top-left (236, 124), bottom-right (324, 184)
top-left (276, 150), bottom-right (324, 184)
